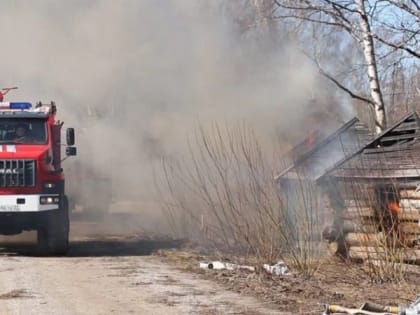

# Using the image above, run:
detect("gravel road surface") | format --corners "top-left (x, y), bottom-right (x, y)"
top-left (0, 212), bottom-right (284, 315)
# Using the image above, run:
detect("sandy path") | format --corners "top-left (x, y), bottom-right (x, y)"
top-left (0, 214), bottom-right (286, 315)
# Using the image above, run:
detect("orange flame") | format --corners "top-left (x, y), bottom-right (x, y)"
top-left (388, 201), bottom-right (400, 214)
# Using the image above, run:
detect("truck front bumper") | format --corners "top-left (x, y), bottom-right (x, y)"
top-left (0, 194), bottom-right (60, 212)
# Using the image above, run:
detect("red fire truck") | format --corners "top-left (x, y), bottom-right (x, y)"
top-left (0, 92), bottom-right (76, 255)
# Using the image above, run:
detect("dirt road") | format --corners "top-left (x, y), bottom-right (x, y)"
top-left (0, 213), bottom-right (285, 315)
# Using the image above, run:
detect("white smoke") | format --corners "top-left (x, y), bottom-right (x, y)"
top-left (0, 1), bottom-right (331, 202)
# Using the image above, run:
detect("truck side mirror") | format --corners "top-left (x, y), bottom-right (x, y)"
top-left (66, 128), bottom-right (75, 146)
top-left (66, 146), bottom-right (77, 156)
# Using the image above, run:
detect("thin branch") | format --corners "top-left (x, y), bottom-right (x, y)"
top-left (302, 50), bottom-right (375, 106)
top-left (372, 33), bottom-right (420, 59)
top-left (386, 0), bottom-right (420, 19)
top-left (319, 67), bottom-right (375, 106)
top-left (410, 0), bottom-right (420, 11)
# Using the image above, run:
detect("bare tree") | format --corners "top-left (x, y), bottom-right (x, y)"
top-left (274, 0), bottom-right (420, 133)
top-left (356, 0), bottom-right (386, 133)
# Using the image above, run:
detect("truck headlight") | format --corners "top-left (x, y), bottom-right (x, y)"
top-left (40, 196), bottom-right (60, 204)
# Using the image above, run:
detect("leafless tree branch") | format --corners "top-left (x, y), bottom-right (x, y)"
top-left (373, 33), bottom-right (420, 59)
top-left (301, 50), bottom-right (376, 106)
top-left (385, 0), bottom-right (420, 19)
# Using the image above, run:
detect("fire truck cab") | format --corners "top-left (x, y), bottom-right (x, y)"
top-left (0, 100), bottom-right (76, 255)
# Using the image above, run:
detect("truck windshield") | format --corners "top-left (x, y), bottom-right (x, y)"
top-left (0, 119), bottom-right (47, 144)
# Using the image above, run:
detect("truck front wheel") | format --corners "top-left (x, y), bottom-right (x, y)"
top-left (37, 197), bottom-right (70, 256)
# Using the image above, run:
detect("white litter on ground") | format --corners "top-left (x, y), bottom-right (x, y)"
top-left (199, 260), bottom-right (290, 275)
top-left (199, 261), bottom-right (255, 272)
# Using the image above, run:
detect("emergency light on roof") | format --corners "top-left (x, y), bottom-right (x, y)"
top-left (10, 102), bottom-right (32, 109)
top-left (0, 102), bottom-right (32, 110)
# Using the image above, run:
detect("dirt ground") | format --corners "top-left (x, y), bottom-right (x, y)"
top-left (0, 206), bottom-right (286, 315)
top-left (157, 249), bottom-right (420, 314)
top-left (0, 204), bottom-right (418, 315)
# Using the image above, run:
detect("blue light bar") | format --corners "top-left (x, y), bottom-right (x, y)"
top-left (9, 102), bottom-right (32, 110)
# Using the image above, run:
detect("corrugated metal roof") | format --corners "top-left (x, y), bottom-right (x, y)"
top-left (275, 117), bottom-right (372, 181)
top-left (325, 111), bottom-right (420, 180)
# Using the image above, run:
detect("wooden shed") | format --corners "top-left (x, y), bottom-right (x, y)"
top-left (275, 117), bottom-right (372, 241)
top-left (320, 112), bottom-right (420, 263)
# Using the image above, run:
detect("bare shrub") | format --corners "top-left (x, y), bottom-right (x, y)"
top-left (156, 122), bottom-right (325, 276)
top-left (341, 177), bottom-right (410, 283)
top-left (278, 176), bottom-right (325, 275)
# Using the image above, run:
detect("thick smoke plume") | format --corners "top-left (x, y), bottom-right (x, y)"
top-left (0, 1), bottom-right (336, 218)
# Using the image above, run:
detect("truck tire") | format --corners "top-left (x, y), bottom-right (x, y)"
top-left (37, 196), bottom-right (70, 256)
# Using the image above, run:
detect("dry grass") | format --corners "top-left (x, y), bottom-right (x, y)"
top-left (157, 248), bottom-right (420, 314)
top-left (155, 121), bottom-right (419, 282)
top-left (156, 122), bottom-right (325, 277)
